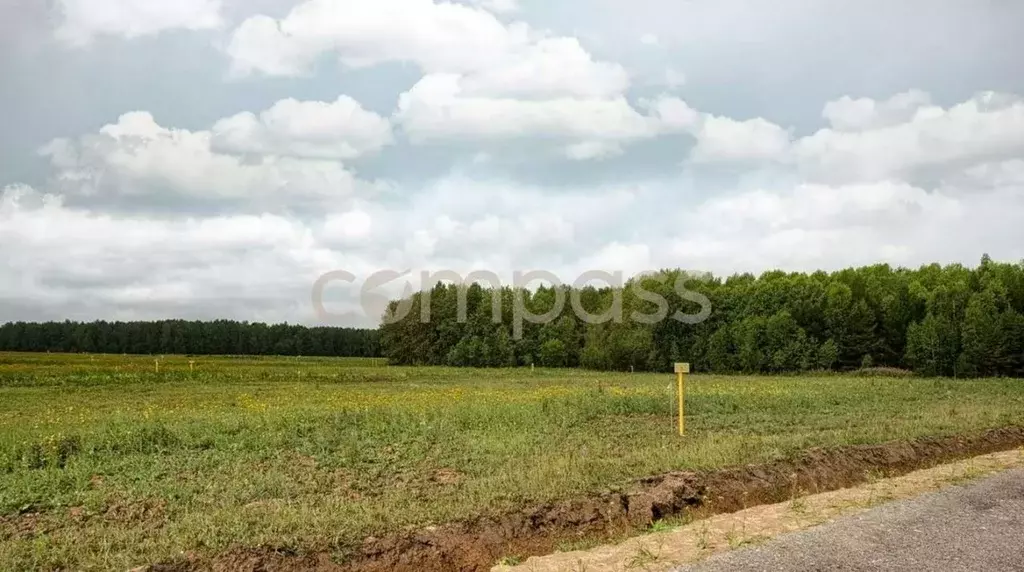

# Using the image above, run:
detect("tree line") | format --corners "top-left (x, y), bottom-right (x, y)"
top-left (0, 320), bottom-right (380, 358)
top-left (379, 256), bottom-right (1024, 377)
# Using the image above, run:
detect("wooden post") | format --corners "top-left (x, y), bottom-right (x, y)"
top-left (674, 363), bottom-right (689, 436)
top-left (155, 360), bottom-right (160, 374)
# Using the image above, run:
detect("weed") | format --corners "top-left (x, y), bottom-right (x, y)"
top-left (625, 543), bottom-right (660, 569)
top-left (649, 519), bottom-right (674, 533)
top-left (695, 520), bottom-right (711, 550)
top-left (497, 555), bottom-right (523, 566)
top-left (789, 495), bottom-right (807, 515)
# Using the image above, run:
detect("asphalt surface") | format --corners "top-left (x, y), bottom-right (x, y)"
top-left (674, 468), bottom-right (1024, 572)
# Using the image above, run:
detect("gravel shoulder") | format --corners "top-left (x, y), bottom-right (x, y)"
top-left (676, 465), bottom-right (1024, 572)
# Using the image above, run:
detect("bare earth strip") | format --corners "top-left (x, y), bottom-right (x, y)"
top-left (494, 447), bottom-right (1024, 572)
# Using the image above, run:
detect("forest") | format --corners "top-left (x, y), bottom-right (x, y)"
top-left (0, 319), bottom-right (380, 358)
top-left (3, 256), bottom-right (1024, 378)
top-left (379, 256), bottom-right (1024, 377)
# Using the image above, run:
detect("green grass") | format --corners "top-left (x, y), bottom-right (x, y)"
top-left (1, 352), bottom-right (1023, 570)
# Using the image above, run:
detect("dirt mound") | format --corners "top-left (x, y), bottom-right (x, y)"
top-left (154, 426), bottom-right (1024, 572)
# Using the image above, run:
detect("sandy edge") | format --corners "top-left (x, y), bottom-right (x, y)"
top-left (494, 446), bottom-right (1024, 572)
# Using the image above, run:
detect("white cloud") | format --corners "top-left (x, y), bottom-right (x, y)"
top-left (0, 184), bottom-right (355, 324)
top-left (457, 37), bottom-right (629, 99)
top-left (39, 111), bottom-right (364, 209)
top-left (645, 96), bottom-right (794, 163)
top-left (646, 104), bottom-right (792, 164)
top-left (55, 0), bottom-right (222, 46)
top-left (394, 73), bottom-right (655, 146)
top-left (8, 0), bottom-right (1024, 328)
top-left (462, 0), bottom-right (519, 14)
top-left (564, 141), bottom-right (624, 161)
top-left (797, 91), bottom-right (1024, 183)
top-left (224, 0), bottom-right (627, 99)
top-left (225, 0), bottom-right (532, 77)
top-left (6, 142), bottom-right (1024, 325)
top-left (690, 115), bottom-right (793, 163)
top-left (210, 96), bottom-right (393, 160)
top-left (662, 68), bottom-right (687, 89)
top-left (321, 208), bottom-right (374, 245)
top-left (1, 172), bottom-right (630, 325)
top-left (370, 176), bottom-right (638, 272)
top-left (646, 96), bottom-right (700, 131)
top-left (6, 0), bottom-right (1024, 328)
top-left (570, 242), bottom-right (655, 283)
top-left (650, 90), bottom-right (1024, 178)
top-left (691, 181), bottom-right (958, 234)
top-left (1, 168), bottom-right (651, 323)
top-left (224, 0), bottom-right (638, 159)
top-left (671, 178), bottom-right (1023, 275)
top-left (960, 159), bottom-right (1024, 189)
top-left (822, 90), bottom-right (933, 131)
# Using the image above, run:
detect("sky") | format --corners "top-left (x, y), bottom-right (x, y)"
top-left (2, 0), bottom-right (1024, 327)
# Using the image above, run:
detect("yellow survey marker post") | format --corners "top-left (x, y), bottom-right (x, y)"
top-left (675, 363), bottom-right (689, 435)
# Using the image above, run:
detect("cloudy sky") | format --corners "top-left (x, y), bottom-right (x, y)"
top-left (2, 0), bottom-right (1024, 327)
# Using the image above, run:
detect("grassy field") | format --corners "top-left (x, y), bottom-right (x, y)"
top-left (1, 352), bottom-right (1024, 570)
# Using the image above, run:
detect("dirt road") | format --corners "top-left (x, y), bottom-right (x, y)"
top-left (676, 467), bottom-right (1024, 571)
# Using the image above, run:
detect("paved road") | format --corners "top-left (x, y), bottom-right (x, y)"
top-left (674, 468), bottom-right (1024, 572)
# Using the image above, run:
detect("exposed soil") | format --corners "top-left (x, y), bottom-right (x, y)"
top-left (500, 447), bottom-right (1024, 572)
top-left (433, 468), bottom-right (466, 486)
top-left (0, 497), bottom-right (170, 544)
top-left (150, 426), bottom-right (1024, 572)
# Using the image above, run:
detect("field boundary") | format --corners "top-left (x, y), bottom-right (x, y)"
top-left (495, 446), bottom-right (1024, 571)
top-left (153, 426), bottom-right (1024, 572)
